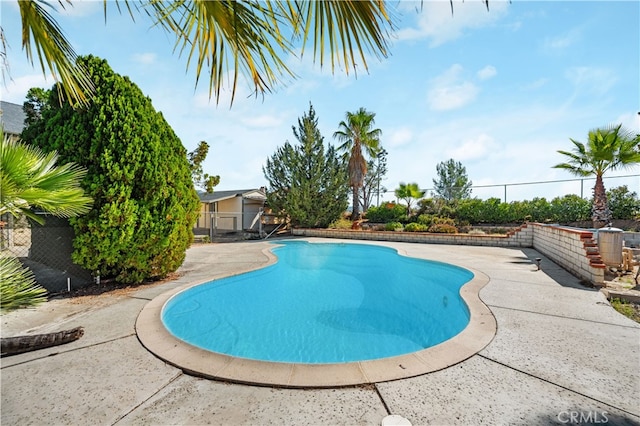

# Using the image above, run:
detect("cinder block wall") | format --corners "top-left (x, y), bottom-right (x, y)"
top-left (292, 223), bottom-right (533, 248)
top-left (292, 222), bottom-right (605, 285)
top-left (530, 223), bottom-right (605, 285)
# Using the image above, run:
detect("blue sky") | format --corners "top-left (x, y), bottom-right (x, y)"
top-left (2, 0), bottom-right (639, 202)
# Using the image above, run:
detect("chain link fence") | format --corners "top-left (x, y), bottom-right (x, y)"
top-left (1, 214), bottom-right (94, 293)
top-left (194, 210), bottom-right (285, 241)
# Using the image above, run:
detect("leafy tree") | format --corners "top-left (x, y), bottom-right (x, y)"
top-left (21, 55), bottom-right (200, 284)
top-left (187, 141), bottom-right (220, 194)
top-left (361, 147), bottom-right (388, 211)
top-left (394, 182), bottom-right (425, 216)
top-left (0, 127), bottom-right (92, 312)
top-left (607, 185), bottom-right (640, 220)
top-left (432, 159), bottom-right (473, 202)
top-left (549, 194), bottom-right (591, 223)
top-left (263, 104), bottom-right (348, 228)
top-left (334, 107), bottom-right (382, 219)
top-left (553, 124), bottom-right (640, 228)
top-left (6, 1), bottom-right (394, 106)
top-left (22, 87), bottom-right (51, 128)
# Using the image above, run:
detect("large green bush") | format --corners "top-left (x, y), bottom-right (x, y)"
top-left (365, 203), bottom-right (406, 223)
top-left (549, 194), bottom-right (591, 223)
top-left (607, 185), bottom-right (640, 219)
top-left (22, 55), bottom-right (200, 284)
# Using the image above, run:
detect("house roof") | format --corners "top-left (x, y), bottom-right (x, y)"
top-left (0, 101), bottom-right (26, 136)
top-left (198, 188), bottom-right (266, 203)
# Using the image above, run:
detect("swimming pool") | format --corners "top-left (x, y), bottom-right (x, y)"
top-left (162, 241), bottom-right (473, 364)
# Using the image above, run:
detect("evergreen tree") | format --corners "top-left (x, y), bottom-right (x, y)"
top-left (187, 141), bottom-right (220, 194)
top-left (361, 148), bottom-right (388, 210)
top-left (263, 104), bottom-right (348, 228)
top-left (432, 159), bottom-right (473, 202)
top-left (21, 55), bottom-right (200, 284)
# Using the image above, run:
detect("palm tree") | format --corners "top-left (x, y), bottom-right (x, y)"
top-left (334, 108), bottom-right (382, 219)
top-left (5, 0), bottom-right (394, 106)
top-left (1, 130), bottom-right (93, 225)
top-left (395, 182), bottom-right (425, 216)
top-left (553, 124), bottom-right (640, 228)
top-left (1, 128), bottom-right (92, 351)
top-left (1, 128), bottom-right (92, 312)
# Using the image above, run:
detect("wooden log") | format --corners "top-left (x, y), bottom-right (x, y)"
top-left (1, 326), bottom-right (84, 356)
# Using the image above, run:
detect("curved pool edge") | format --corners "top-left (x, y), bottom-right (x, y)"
top-left (135, 243), bottom-right (497, 388)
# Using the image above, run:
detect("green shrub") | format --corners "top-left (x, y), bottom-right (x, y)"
top-left (432, 216), bottom-right (456, 226)
top-left (607, 185), bottom-right (640, 220)
top-left (385, 222), bottom-right (404, 231)
top-left (329, 218), bottom-right (353, 229)
top-left (550, 194), bottom-right (591, 223)
top-left (428, 223), bottom-right (458, 233)
top-left (365, 203), bottom-right (406, 223)
top-left (23, 56), bottom-right (200, 284)
top-left (404, 222), bottom-right (427, 232)
top-left (416, 214), bottom-right (434, 226)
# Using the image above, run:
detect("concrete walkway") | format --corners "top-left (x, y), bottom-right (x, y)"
top-left (2, 238), bottom-right (639, 425)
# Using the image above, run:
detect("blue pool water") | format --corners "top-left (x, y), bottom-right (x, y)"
top-left (162, 241), bottom-right (473, 364)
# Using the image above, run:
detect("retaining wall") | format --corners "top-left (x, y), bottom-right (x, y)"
top-left (292, 222), bottom-right (606, 285)
top-left (530, 223), bottom-right (605, 285)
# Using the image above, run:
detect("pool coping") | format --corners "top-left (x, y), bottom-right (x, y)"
top-left (135, 241), bottom-right (497, 388)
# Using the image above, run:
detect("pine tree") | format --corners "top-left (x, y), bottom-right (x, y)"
top-left (432, 159), bottom-right (473, 202)
top-left (21, 55), bottom-right (200, 284)
top-left (263, 104), bottom-right (348, 228)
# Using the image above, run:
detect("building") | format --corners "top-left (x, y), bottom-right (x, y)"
top-left (195, 188), bottom-right (267, 238)
top-left (0, 100), bottom-right (26, 141)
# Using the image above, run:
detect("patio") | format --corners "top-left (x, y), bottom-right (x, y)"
top-left (1, 238), bottom-right (638, 425)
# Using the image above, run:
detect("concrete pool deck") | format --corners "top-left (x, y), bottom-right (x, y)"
top-left (2, 238), bottom-right (639, 425)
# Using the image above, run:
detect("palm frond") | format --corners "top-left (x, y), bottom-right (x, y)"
top-left (0, 254), bottom-right (48, 313)
top-left (145, 0), bottom-right (292, 104)
top-left (293, 0), bottom-right (392, 75)
top-left (554, 124), bottom-right (640, 178)
top-left (0, 129), bottom-right (93, 222)
top-left (18, 0), bottom-right (94, 106)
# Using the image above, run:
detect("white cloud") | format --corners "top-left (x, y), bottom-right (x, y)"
top-left (1, 73), bottom-right (52, 103)
top-left (543, 28), bottom-right (582, 51)
top-left (445, 133), bottom-right (497, 162)
top-left (427, 64), bottom-right (479, 111)
top-left (241, 114), bottom-right (285, 129)
top-left (565, 67), bottom-right (617, 96)
top-left (387, 127), bottom-right (413, 148)
top-left (522, 78), bottom-right (549, 91)
top-left (131, 53), bottom-right (157, 65)
top-left (477, 65), bottom-right (497, 80)
top-left (396, 0), bottom-right (510, 47)
top-left (57, 0), bottom-right (102, 18)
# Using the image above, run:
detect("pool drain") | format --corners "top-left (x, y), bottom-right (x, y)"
top-left (381, 414), bottom-right (412, 425)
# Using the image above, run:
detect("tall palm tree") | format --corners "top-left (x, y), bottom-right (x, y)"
top-left (334, 107), bottom-right (382, 219)
top-left (6, 0), bottom-right (394, 106)
top-left (553, 124), bottom-right (640, 228)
